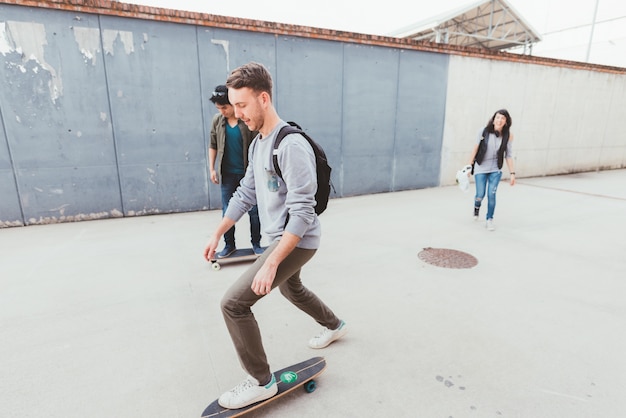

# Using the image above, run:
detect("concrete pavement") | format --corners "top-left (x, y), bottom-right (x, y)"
top-left (1, 169), bottom-right (625, 418)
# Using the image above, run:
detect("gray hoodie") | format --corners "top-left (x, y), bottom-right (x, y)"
top-left (224, 121), bottom-right (321, 249)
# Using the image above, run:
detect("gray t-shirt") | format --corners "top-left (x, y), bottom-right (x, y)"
top-left (473, 129), bottom-right (514, 174)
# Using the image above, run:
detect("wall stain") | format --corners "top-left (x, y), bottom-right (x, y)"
top-left (72, 26), bottom-right (100, 65)
top-left (102, 29), bottom-right (137, 56)
top-left (0, 21), bottom-right (63, 103)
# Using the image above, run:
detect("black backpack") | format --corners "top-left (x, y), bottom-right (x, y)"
top-left (273, 122), bottom-right (333, 215)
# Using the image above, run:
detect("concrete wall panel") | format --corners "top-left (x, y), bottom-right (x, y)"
top-left (18, 166), bottom-right (121, 224)
top-left (539, 68), bottom-right (616, 175)
top-left (197, 27), bottom-right (278, 209)
top-left (512, 63), bottom-right (561, 175)
top-left (341, 43), bottom-right (399, 196)
top-left (0, 107), bottom-right (22, 225)
top-left (275, 36), bottom-right (344, 195)
top-left (0, 103), bottom-right (24, 228)
top-left (101, 16), bottom-right (207, 214)
top-left (394, 50), bottom-right (448, 190)
top-left (0, 170), bottom-right (22, 227)
top-left (440, 56), bottom-right (497, 182)
top-left (599, 73), bottom-right (626, 169)
top-left (0, 6), bottom-right (122, 223)
top-left (0, 102), bottom-right (22, 226)
top-left (119, 162), bottom-right (207, 216)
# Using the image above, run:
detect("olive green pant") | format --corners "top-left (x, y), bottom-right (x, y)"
top-left (220, 240), bottom-right (341, 384)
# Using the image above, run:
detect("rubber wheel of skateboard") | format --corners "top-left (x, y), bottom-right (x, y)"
top-left (212, 262), bottom-right (221, 271)
top-left (304, 379), bottom-right (316, 393)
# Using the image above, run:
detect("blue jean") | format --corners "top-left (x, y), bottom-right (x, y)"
top-left (221, 172), bottom-right (261, 247)
top-left (474, 171), bottom-right (502, 220)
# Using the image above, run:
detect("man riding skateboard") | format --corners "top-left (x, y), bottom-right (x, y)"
top-left (208, 84), bottom-right (262, 257)
top-left (202, 62), bottom-right (347, 410)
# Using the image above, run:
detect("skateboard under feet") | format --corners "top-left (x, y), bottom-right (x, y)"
top-left (201, 356), bottom-right (327, 417)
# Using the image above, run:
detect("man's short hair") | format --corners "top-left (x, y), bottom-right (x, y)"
top-left (209, 84), bottom-right (230, 105)
top-left (226, 62), bottom-right (273, 100)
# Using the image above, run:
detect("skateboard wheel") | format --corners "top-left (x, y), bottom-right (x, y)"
top-left (212, 262), bottom-right (221, 271)
top-left (304, 379), bottom-right (316, 393)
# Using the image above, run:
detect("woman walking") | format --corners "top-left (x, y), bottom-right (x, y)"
top-left (468, 109), bottom-right (516, 231)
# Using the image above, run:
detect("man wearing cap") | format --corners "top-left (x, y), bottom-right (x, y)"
top-left (209, 85), bottom-right (262, 257)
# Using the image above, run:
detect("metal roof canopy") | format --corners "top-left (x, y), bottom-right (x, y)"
top-left (389, 0), bottom-right (542, 54)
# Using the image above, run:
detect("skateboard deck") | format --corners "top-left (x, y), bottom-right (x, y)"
top-left (210, 247), bottom-right (266, 271)
top-left (201, 356), bottom-right (326, 417)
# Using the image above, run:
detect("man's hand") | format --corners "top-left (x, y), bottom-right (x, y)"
top-left (203, 217), bottom-right (237, 262)
top-left (203, 234), bottom-right (220, 262)
top-left (251, 261), bottom-right (278, 296)
top-left (210, 169), bottom-right (218, 184)
top-left (250, 231), bottom-right (301, 296)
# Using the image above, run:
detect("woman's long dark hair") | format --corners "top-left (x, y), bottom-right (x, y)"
top-left (486, 109), bottom-right (512, 137)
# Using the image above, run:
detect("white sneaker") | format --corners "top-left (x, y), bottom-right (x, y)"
top-left (308, 320), bottom-right (347, 349)
top-left (486, 219), bottom-right (495, 231)
top-left (218, 374), bottom-right (278, 409)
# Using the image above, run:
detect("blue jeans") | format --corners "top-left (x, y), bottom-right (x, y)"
top-left (221, 172), bottom-right (261, 247)
top-left (474, 171), bottom-right (502, 220)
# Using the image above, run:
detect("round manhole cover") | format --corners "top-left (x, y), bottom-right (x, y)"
top-left (418, 247), bottom-right (478, 269)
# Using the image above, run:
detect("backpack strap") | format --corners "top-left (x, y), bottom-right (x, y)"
top-left (272, 123), bottom-right (305, 178)
top-left (273, 123), bottom-right (307, 228)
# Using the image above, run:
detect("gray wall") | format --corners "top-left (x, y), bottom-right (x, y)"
top-left (0, 4), bottom-right (447, 226)
top-left (2, 3), bottom-right (624, 227)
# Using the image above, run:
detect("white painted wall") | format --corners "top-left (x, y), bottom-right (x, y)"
top-left (440, 55), bottom-right (626, 185)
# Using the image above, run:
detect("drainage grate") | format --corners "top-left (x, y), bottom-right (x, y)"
top-left (418, 247), bottom-right (478, 269)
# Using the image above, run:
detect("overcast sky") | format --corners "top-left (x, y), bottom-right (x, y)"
top-left (129, 0), bottom-right (626, 68)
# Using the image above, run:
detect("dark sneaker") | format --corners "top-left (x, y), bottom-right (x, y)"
top-left (218, 374), bottom-right (278, 409)
top-left (473, 207), bottom-right (480, 220)
top-left (217, 246), bottom-right (236, 258)
top-left (252, 244), bottom-right (264, 255)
